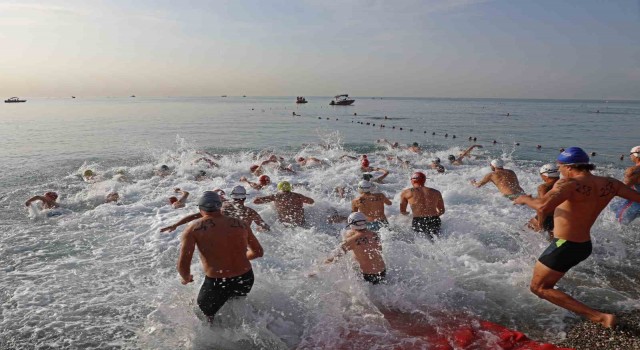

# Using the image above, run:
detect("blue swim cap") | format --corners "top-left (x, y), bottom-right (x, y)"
top-left (557, 147), bottom-right (589, 164)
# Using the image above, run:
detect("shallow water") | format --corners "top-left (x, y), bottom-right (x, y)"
top-left (1, 97), bottom-right (639, 349)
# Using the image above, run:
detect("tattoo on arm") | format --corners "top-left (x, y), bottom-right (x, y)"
top-left (193, 218), bottom-right (215, 232)
top-left (599, 180), bottom-right (615, 197)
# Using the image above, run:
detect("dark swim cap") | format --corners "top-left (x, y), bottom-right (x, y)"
top-left (198, 191), bottom-right (222, 212)
top-left (362, 173), bottom-right (373, 181)
top-left (448, 155), bottom-right (456, 161)
top-left (557, 147), bottom-right (589, 164)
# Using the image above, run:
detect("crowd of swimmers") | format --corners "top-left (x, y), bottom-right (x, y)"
top-left (24, 142), bottom-right (640, 330)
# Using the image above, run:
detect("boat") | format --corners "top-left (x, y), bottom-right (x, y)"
top-left (242, 95), bottom-right (246, 97)
top-left (4, 97), bottom-right (26, 103)
top-left (329, 94), bottom-right (355, 106)
top-left (221, 95), bottom-right (227, 97)
top-left (130, 95), bottom-right (135, 98)
top-left (296, 96), bottom-right (308, 104)
top-left (71, 96), bottom-right (76, 99)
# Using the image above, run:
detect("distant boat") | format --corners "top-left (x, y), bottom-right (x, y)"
top-left (329, 94), bottom-right (355, 106)
top-left (242, 95), bottom-right (247, 97)
top-left (130, 95), bottom-right (135, 98)
top-left (4, 97), bottom-right (26, 103)
top-left (71, 96), bottom-right (76, 99)
top-left (221, 95), bottom-right (228, 97)
top-left (296, 96), bottom-right (308, 104)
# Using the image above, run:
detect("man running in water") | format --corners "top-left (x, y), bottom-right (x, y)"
top-left (400, 172), bottom-right (445, 238)
top-left (448, 144), bottom-right (483, 165)
top-left (471, 159), bottom-right (526, 200)
top-left (514, 147), bottom-right (640, 328)
top-left (177, 191), bottom-right (263, 322)
top-left (351, 180), bottom-right (392, 231)
top-left (611, 145), bottom-right (640, 225)
top-left (324, 212), bottom-right (387, 284)
top-left (526, 164), bottom-right (560, 238)
top-left (25, 192), bottom-right (59, 209)
top-left (253, 181), bottom-right (314, 227)
top-left (161, 186), bottom-right (269, 232)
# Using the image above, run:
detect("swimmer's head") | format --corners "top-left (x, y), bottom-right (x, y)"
top-left (230, 185), bottom-right (247, 200)
top-left (410, 172), bottom-right (426, 186)
top-left (277, 181), bottom-right (292, 192)
top-left (490, 159), bottom-right (504, 169)
top-left (630, 146), bottom-right (640, 160)
top-left (358, 180), bottom-right (372, 193)
top-left (83, 169), bottom-right (94, 177)
top-left (539, 164), bottom-right (560, 178)
top-left (169, 196), bottom-right (178, 204)
top-left (160, 165), bottom-right (169, 171)
top-left (198, 191), bottom-right (222, 212)
top-left (258, 175), bottom-right (270, 185)
top-left (346, 212), bottom-right (367, 230)
top-left (412, 142), bottom-right (419, 147)
top-left (197, 170), bottom-right (207, 177)
top-left (106, 192), bottom-right (119, 203)
top-left (392, 142), bottom-right (399, 147)
top-left (362, 173), bottom-right (373, 181)
top-left (432, 157), bottom-right (441, 164)
top-left (297, 157), bottom-right (305, 163)
top-left (448, 155), bottom-right (456, 162)
top-left (361, 158), bottom-right (370, 167)
top-left (250, 165), bottom-right (260, 173)
top-left (44, 191), bottom-right (58, 200)
top-left (115, 169), bottom-right (126, 175)
top-left (557, 147), bottom-right (589, 165)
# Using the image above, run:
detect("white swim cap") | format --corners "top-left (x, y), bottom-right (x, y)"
top-left (631, 146), bottom-right (640, 155)
top-left (539, 163), bottom-right (560, 178)
top-left (490, 159), bottom-right (504, 168)
top-left (230, 185), bottom-right (247, 199)
top-left (358, 180), bottom-right (372, 192)
top-left (347, 212), bottom-right (367, 230)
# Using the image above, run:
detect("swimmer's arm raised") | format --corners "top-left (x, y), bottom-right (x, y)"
top-left (246, 228), bottom-right (264, 260)
top-left (459, 144), bottom-right (482, 161)
top-left (160, 212), bottom-right (202, 233)
top-left (177, 228), bottom-right (196, 284)
top-left (25, 196), bottom-right (46, 206)
top-left (376, 168), bottom-right (389, 182)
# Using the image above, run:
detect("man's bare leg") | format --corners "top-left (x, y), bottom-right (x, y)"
top-left (530, 262), bottom-right (615, 328)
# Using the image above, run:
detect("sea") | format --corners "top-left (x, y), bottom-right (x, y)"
top-left (1, 96), bottom-right (639, 349)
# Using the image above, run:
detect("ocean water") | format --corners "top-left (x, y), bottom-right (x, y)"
top-left (1, 96), bottom-right (639, 349)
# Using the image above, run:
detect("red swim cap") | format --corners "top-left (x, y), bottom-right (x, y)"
top-left (410, 172), bottom-right (426, 185)
top-left (361, 158), bottom-right (370, 167)
top-left (258, 175), bottom-right (270, 184)
top-left (45, 191), bottom-right (58, 200)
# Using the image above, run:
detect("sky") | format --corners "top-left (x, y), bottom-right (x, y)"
top-left (1, 0), bottom-right (639, 99)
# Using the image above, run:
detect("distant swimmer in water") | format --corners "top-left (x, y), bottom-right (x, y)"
top-left (323, 212), bottom-right (387, 284)
top-left (611, 145), bottom-right (640, 225)
top-left (249, 157), bottom-right (294, 176)
top-left (156, 165), bottom-right (172, 177)
top-left (169, 188), bottom-right (189, 209)
top-left (448, 144), bottom-right (483, 165)
top-left (297, 156), bottom-right (325, 168)
top-left (526, 164), bottom-right (560, 239)
top-left (471, 159), bottom-right (526, 200)
top-left (25, 191), bottom-right (59, 209)
top-left (514, 147), bottom-right (640, 329)
top-left (194, 157), bottom-right (219, 168)
top-left (161, 186), bottom-right (269, 233)
top-left (177, 191), bottom-right (263, 323)
top-left (195, 170), bottom-right (208, 181)
top-left (377, 139), bottom-right (422, 154)
top-left (240, 174), bottom-right (271, 190)
top-left (352, 180), bottom-right (392, 232)
top-left (83, 169), bottom-right (96, 182)
top-left (105, 192), bottom-right (120, 204)
top-left (400, 172), bottom-right (445, 239)
top-left (360, 158), bottom-right (390, 182)
top-left (253, 181), bottom-right (314, 227)
top-left (429, 157), bottom-right (445, 173)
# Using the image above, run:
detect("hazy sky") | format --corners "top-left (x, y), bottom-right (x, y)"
top-left (1, 0), bottom-right (639, 99)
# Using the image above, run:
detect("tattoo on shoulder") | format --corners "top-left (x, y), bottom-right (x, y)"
top-left (194, 218), bottom-right (215, 232)
top-left (599, 180), bottom-right (615, 197)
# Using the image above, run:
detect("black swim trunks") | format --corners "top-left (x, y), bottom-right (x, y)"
top-left (197, 269), bottom-right (254, 318)
top-left (362, 270), bottom-right (386, 284)
top-left (412, 216), bottom-right (441, 238)
top-left (538, 239), bottom-right (592, 273)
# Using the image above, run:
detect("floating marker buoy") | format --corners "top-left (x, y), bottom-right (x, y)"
top-left (473, 137), bottom-right (477, 142)
top-left (400, 127), bottom-right (403, 130)
top-left (445, 133), bottom-right (448, 137)
top-left (366, 122), bottom-right (370, 125)
top-left (515, 142), bottom-right (520, 146)
top-left (452, 135), bottom-right (456, 138)
top-left (392, 126), bottom-right (395, 129)
top-left (432, 132), bottom-right (436, 135)
top-left (318, 117), bottom-right (321, 119)
top-left (424, 131), bottom-right (427, 134)
top-left (410, 129), bottom-right (413, 132)
top-left (326, 117), bottom-right (329, 120)
top-left (384, 116), bottom-right (388, 119)
top-left (591, 152), bottom-right (596, 156)
top-left (336, 118), bottom-right (339, 121)
top-left (372, 123), bottom-right (375, 126)
top-left (352, 121), bottom-right (354, 123)
top-left (468, 137), bottom-right (473, 141)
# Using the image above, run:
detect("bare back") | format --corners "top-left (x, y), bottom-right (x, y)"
top-left (342, 229), bottom-right (385, 274)
top-left (400, 186), bottom-right (444, 217)
top-left (352, 193), bottom-right (391, 221)
top-left (222, 201), bottom-right (258, 227)
top-left (187, 216), bottom-right (252, 278)
top-left (489, 169), bottom-right (524, 195)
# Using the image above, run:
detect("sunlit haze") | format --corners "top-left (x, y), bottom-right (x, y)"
top-left (1, 0), bottom-right (639, 99)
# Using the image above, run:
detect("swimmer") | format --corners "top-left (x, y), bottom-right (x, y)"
top-left (526, 164), bottom-right (560, 238)
top-left (105, 192), bottom-right (120, 204)
top-left (212, 188), bottom-right (228, 202)
top-left (323, 212), bottom-right (387, 284)
top-left (250, 157), bottom-right (294, 176)
top-left (240, 174), bottom-right (271, 190)
top-left (377, 139), bottom-right (400, 149)
top-left (177, 191), bottom-right (263, 322)
top-left (351, 180), bottom-right (392, 232)
top-left (195, 170), bottom-right (208, 181)
top-left (253, 181), bottom-right (314, 227)
top-left (360, 158), bottom-right (390, 182)
top-left (83, 169), bottom-right (95, 181)
top-left (156, 165), bottom-right (172, 177)
top-left (514, 147), bottom-right (640, 329)
top-left (25, 191), bottom-right (59, 209)
top-left (297, 156), bottom-right (325, 167)
top-left (169, 188), bottom-right (189, 209)
top-left (407, 142), bottom-right (422, 154)
top-left (429, 157), bottom-right (445, 173)
top-left (471, 159), bottom-right (526, 200)
top-left (611, 145), bottom-right (640, 225)
top-left (194, 157), bottom-right (219, 168)
top-left (400, 172), bottom-right (445, 238)
top-left (448, 144), bottom-right (483, 165)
